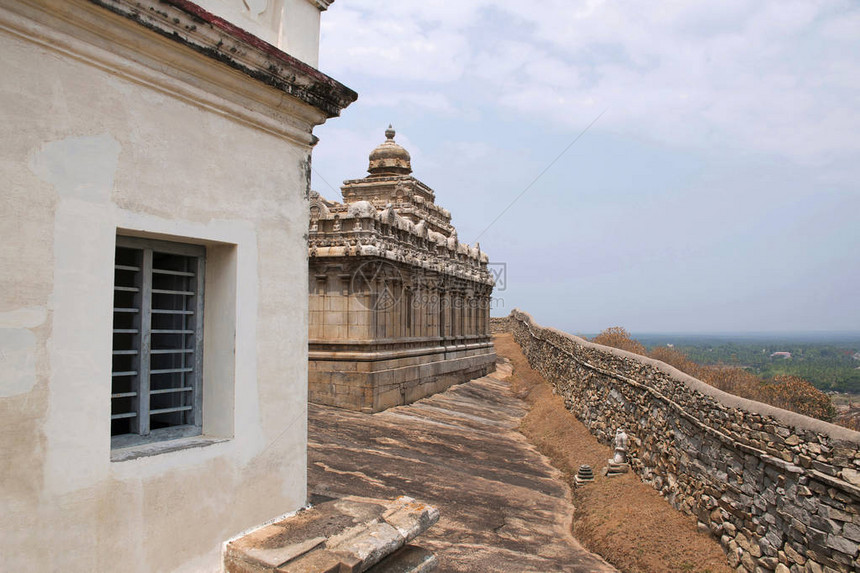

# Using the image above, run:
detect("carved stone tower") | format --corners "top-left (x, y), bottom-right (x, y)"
top-left (308, 127), bottom-right (497, 412)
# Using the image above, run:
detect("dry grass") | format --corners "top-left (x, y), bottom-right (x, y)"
top-left (494, 333), bottom-right (731, 573)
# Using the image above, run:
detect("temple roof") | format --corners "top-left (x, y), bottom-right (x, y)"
top-left (368, 126), bottom-right (412, 175)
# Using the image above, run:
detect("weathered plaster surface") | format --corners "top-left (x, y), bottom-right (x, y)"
top-left (0, 0), bottom-right (351, 569)
top-left (0, 307), bottom-right (45, 397)
top-left (36, 134), bottom-right (121, 496)
top-left (0, 329), bottom-right (38, 397)
top-left (30, 133), bottom-right (121, 201)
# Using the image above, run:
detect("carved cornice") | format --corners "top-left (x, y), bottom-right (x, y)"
top-left (88, 0), bottom-right (357, 118)
top-left (340, 176), bottom-right (452, 237)
top-left (0, 0), bottom-right (356, 143)
top-left (308, 214), bottom-right (493, 287)
top-left (3, 0), bottom-right (356, 118)
top-left (308, 0), bottom-right (335, 12)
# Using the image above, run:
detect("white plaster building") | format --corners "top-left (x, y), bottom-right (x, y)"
top-left (0, 0), bottom-right (355, 570)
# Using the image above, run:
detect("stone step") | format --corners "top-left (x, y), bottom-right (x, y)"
top-left (225, 495), bottom-right (439, 573)
top-left (367, 545), bottom-right (438, 573)
top-left (606, 461), bottom-right (630, 477)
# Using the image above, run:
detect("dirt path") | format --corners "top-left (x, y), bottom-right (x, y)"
top-left (494, 332), bottom-right (732, 573)
top-left (308, 361), bottom-right (616, 572)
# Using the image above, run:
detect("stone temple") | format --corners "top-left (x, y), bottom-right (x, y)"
top-left (308, 126), bottom-right (497, 412)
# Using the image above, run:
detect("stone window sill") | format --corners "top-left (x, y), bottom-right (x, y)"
top-left (111, 436), bottom-right (230, 462)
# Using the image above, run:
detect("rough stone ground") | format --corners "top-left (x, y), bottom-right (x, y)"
top-left (495, 333), bottom-right (733, 573)
top-left (308, 362), bottom-right (616, 572)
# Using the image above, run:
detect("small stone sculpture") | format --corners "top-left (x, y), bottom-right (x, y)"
top-left (606, 427), bottom-right (630, 477)
top-left (613, 427), bottom-right (628, 464)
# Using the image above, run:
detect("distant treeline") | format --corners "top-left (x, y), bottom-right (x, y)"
top-left (636, 338), bottom-right (860, 394)
top-left (588, 327), bottom-right (857, 426)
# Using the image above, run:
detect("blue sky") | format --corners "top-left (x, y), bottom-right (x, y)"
top-left (310, 0), bottom-right (860, 334)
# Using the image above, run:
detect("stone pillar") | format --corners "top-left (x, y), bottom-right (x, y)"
top-left (331, 273), bottom-right (346, 341)
top-left (404, 286), bottom-right (413, 337)
top-left (309, 273), bottom-right (327, 340)
top-left (428, 286), bottom-right (438, 339)
top-left (394, 278), bottom-right (402, 338)
top-left (390, 279), bottom-right (400, 339)
top-left (325, 270), bottom-right (347, 341)
top-left (384, 280), bottom-right (393, 340)
top-left (480, 292), bottom-right (487, 336)
top-left (450, 290), bottom-right (458, 338)
top-left (465, 296), bottom-right (471, 336)
top-left (469, 296), bottom-right (478, 336)
top-left (415, 284), bottom-right (424, 338)
top-left (483, 294), bottom-right (490, 336)
top-left (457, 290), bottom-right (465, 338)
top-left (461, 291), bottom-right (467, 338)
top-left (372, 278), bottom-right (383, 339)
top-left (476, 294), bottom-right (484, 336)
top-left (439, 289), bottom-right (447, 339)
top-left (354, 268), bottom-right (373, 341)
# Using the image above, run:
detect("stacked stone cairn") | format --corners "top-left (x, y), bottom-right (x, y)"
top-left (576, 465), bottom-right (595, 486)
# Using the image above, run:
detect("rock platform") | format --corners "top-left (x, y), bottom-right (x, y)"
top-left (309, 360), bottom-right (616, 572)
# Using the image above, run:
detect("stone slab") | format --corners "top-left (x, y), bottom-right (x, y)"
top-left (367, 545), bottom-right (438, 573)
top-left (225, 495), bottom-right (439, 573)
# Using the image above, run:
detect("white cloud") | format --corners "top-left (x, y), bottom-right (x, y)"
top-left (320, 0), bottom-right (860, 163)
top-left (313, 0), bottom-right (860, 333)
top-left (319, 4), bottom-right (470, 82)
top-left (360, 91), bottom-right (455, 113)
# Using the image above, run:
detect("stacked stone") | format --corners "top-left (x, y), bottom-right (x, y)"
top-left (490, 317), bottom-right (512, 334)
top-left (606, 461), bottom-right (629, 477)
top-left (575, 465), bottom-right (595, 485)
top-left (508, 309), bottom-right (860, 573)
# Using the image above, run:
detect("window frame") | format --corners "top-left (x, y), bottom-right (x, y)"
top-left (111, 235), bottom-right (206, 450)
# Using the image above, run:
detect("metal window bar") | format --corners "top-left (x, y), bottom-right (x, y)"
top-left (152, 309), bottom-right (194, 315)
top-left (151, 348), bottom-right (194, 355)
top-left (152, 268), bottom-right (195, 277)
top-left (150, 367), bottom-right (194, 374)
top-left (111, 236), bottom-right (205, 449)
top-left (150, 405), bottom-right (193, 415)
top-left (110, 246), bottom-right (142, 430)
top-left (150, 387), bottom-right (193, 395)
top-left (112, 391), bottom-right (138, 398)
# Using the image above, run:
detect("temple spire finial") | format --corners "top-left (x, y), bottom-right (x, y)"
top-left (368, 125), bottom-right (411, 175)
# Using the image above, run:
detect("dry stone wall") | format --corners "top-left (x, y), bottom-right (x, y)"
top-left (507, 310), bottom-right (860, 573)
top-left (490, 316), bottom-right (513, 334)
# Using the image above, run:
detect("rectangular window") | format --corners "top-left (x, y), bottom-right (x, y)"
top-left (111, 236), bottom-right (205, 449)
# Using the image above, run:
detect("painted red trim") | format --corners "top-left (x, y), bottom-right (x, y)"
top-left (161, 0), bottom-right (347, 89)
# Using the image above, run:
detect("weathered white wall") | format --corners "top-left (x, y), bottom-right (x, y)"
top-left (0, 6), bottom-right (317, 571)
top-left (193, 0), bottom-right (324, 66)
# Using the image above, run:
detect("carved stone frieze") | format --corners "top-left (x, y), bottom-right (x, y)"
top-left (308, 127), bottom-right (496, 413)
